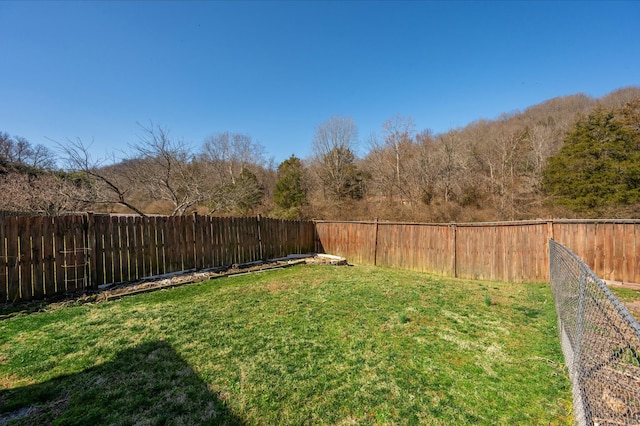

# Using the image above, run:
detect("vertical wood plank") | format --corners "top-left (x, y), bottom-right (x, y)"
top-left (52, 216), bottom-right (65, 292)
top-left (170, 215), bottom-right (178, 272)
top-left (179, 216), bottom-right (188, 270)
top-left (206, 215), bottom-right (214, 268)
top-left (112, 216), bottom-right (123, 284)
top-left (211, 217), bottom-right (219, 267)
top-left (0, 218), bottom-right (7, 303)
top-left (634, 224), bottom-right (640, 283)
top-left (188, 214), bottom-right (196, 270)
top-left (155, 216), bottom-right (166, 274)
top-left (85, 213), bottom-right (97, 288)
top-left (223, 216), bottom-right (230, 265)
top-left (66, 215), bottom-right (80, 291)
top-left (194, 213), bottom-right (203, 270)
top-left (593, 223), bottom-right (605, 279)
top-left (93, 215), bottom-right (105, 286)
top-left (622, 223), bottom-right (634, 283)
top-left (18, 217), bottom-right (33, 300)
top-left (132, 216), bottom-right (143, 278)
top-left (119, 216), bottom-right (130, 282)
top-left (76, 214), bottom-right (89, 290)
top-left (41, 216), bottom-right (55, 297)
top-left (31, 216), bottom-right (45, 299)
top-left (104, 215), bottom-right (115, 285)
top-left (613, 223), bottom-right (624, 283)
top-left (5, 217), bottom-right (20, 301)
top-left (61, 216), bottom-right (74, 292)
top-left (144, 216), bottom-right (155, 276)
top-left (583, 223), bottom-right (596, 274)
top-left (0, 217), bottom-right (9, 303)
top-left (603, 223), bottom-right (614, 280)
top-left (127, 215), bottom-right (136, 279)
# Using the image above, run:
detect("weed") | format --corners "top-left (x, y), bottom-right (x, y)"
top-left (398, 313), bottom-right (410, 323)
top-left (484, 293), bottom-right (492, 307)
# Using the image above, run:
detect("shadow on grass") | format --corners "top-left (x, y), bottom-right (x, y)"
top-left (0, 340), bottom-right (244, 425)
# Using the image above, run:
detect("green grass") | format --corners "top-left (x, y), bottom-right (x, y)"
top-left (0, 264), bottom-right (572, 425)
top-left (609, 286), bottom-right (640, 303)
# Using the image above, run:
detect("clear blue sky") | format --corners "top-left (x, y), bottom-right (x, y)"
top-left (1, 1), bottom-right (639, 165)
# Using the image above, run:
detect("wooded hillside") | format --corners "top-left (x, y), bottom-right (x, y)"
top-left (2, 87), bottom-right (639, 221)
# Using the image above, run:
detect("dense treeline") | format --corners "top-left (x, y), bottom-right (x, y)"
top-left (2, 87), bottom-right (639, 220)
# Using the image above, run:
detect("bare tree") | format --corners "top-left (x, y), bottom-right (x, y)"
top-left (311, 116), bottom-right (363, 203)
top-left (412, 129), bottom-right (439, 205)
top-left (527, 123), bottom-right (561, 183)
top-left (363, 136), bottom-right (394, 201)
top-left (0, 132), bottom-right (56, 170)
top-left (201, 132), bottom-right (266, 183)
top-left (381, 115), bottom-right (415, 202)
top-left (435, 130), bottom-right (465, 204)
top-left (200, 132), bottom-right (268, 214)
top-left (57, 137), bottom-right (147, 216)
top-left (0, 171), bottom-right (91, 215)
top-left (312, 116), bottom-right (358, 157)
top-left (130, 124), bottom-right (206, 216)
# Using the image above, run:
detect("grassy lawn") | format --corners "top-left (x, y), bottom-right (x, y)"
top-left (609, 286), bottom-right (640, 320)
top-left (1, 264), bottom-right (572, 425)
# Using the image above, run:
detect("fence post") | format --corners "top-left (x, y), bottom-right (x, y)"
top-left (256, 215), bottom-right (263, 260)
top-left (85, 212), bottom-right (98, 289)
top-left (373, 218), bottom-right (379, 266)
top-left (546, 220), bottom-right (554, 281)
top-left (451, 223), bottom-right (457, 278)
top-left (192, 212), bottom-right (199, 271)
top-left (574, 269), bottom-right (591, 424)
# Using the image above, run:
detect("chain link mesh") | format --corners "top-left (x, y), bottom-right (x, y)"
top-left (549, 239), bottom-right (640, 425)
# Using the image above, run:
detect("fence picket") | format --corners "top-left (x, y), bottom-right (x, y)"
top-left (29, 217), bottom-right (44, 300)
top-left (113, 216), bottom-right (124, 284)
top-left (0, 218), bottom-right (6, 302)
top-left (42, 217), bottom-right (55, 297)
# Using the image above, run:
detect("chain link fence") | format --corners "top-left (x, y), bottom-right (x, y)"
top-left (549, 239), bottom-right (640, 425)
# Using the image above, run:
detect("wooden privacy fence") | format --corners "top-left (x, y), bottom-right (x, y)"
top-left (315, 219), bottom-right (640, 284)
top-left (4, 216), bottom-right (639, 302)
top-left (0, 214), bottom-right (315, 303)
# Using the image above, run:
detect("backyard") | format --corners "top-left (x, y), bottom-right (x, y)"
top-left (0, 264), bottom-right (572, 425)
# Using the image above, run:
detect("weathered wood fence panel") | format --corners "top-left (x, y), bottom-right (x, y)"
top-left (551, 220), bottom-right (640, 284)
top-left (316, 219), bottom-right (640, 284)
top-left (0, 215), bottom-right (89, 303)
top-left (375, 223), bottom-right (453, 275)
top-left (314, 221), bottom-right (377, 265)
top-left (1, 214), bottom-right (315, 303)
top-left (454, 222), bottom-right (549, 282)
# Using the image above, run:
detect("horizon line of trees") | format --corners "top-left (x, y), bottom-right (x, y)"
top-left (2, 86), bottom-right (640, 221)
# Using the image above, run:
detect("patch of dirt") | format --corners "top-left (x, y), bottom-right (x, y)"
top-left (96, 254), bottom-right (347, 301)
top-left (1, 254), bottom-right (348, 315)
top-left (606, 280), bottom-right (640, 322)
top-left (623, 300), bottom-right (640, 321)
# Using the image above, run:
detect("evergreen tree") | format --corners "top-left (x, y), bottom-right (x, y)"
top-left (274, 155), bottom-right (307, 209)
top-left (235, 168), bottom-right (264, 214)
top-left (542, 105), bottom-right (640, 213)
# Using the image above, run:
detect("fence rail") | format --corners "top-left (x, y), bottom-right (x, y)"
top-left (0, 214), bottom-right (315, 303)
top-left (549, 239), bottom-right (640, 425)
top-left (315, 219), bottom-right (640, 284)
